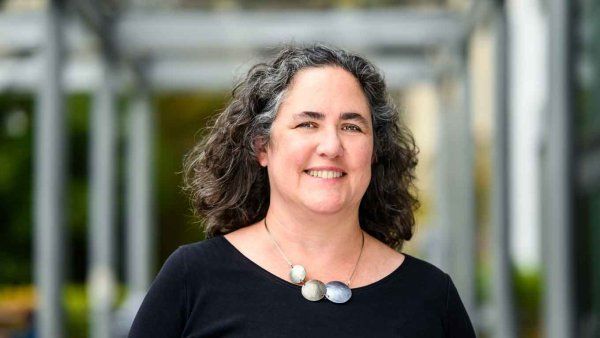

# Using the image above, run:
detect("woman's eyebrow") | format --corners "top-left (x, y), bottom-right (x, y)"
top-left (293, 111), bottom-right (325, 120)
top-left (340, 112), bottom-right (369, 126)
top-left (292, 111), bottom-right (369, 125)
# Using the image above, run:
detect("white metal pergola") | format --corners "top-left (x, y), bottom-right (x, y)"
top-left (0, 0), bottom-right (575, 337)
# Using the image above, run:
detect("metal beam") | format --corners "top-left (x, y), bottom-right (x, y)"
top-left (116, 9), bottom-right (465, 55)
top-left (0, 9), bottom-right (457, 93)
top-left (33, 1), bottom-right (66, 338)
top-left (435, 47), bottom-right (477, 326)
top-left (542, 0), bottom-right (575, 337)
top-left (125, 77), bottom-right (154, 294)
top-left (117, 76), bottom-right (155, 336)
top-left (0, 9), bottom-right (465, 55)
top-left (0, 55), bottom-right (435, 92)
top-left (489, 5), bottom-right (516, 338)
top-left (88, 55), bottom-right (118, 338)
top-left (0, 11), bottom-right (91, 55)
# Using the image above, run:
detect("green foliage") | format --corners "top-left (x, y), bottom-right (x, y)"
top-left (0, 94), bottom-right (34, 284)
top-left (0, 90), bottom-right (229, 282)
top-left (153, 92), bottom-right (226, 264)
top-left (64, 284), bottom-right (89, 338)
top-left (513, 267), bottom-right (542, 338)
top-left (63, 283), bottom-right (128, 338)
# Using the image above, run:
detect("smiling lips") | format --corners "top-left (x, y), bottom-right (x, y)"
top-left (303, 169), bottom-right (347, 179)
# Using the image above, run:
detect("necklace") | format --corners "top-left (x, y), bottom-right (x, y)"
top-left (263, 218), bottom-right (365, 304)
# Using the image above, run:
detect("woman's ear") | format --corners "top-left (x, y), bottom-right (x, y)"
top-left (257, 151), bottom-right (268, 167)
top-left (254, 137), bottom-right (268, 167)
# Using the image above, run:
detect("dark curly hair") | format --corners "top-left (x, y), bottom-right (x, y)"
top-left (182, 43), bottom-right (419, 250)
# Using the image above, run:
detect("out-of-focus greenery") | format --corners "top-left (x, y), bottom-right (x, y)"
top-left (0, 93), bottom-right (93, 284)
top-left (514, 268), bottom-right (542, 338)
top-left (0, 90), bottom-right (227, 282)
top-left (0, 94), bottom-right (33, 284)
top-left (154, 92), bottom-right (227, 263)
top-left (0, 283), bottom-right (128, 337)
top-left (64, 283), bottom-right (128, 338)
top-left (65, 284), bottom-right (88, 338)
top-left (0, 90), bottom-right (227, 336)
top-left (473, 138), bottom-right (542, 338)
top-left (575, 0), bottom-right (600, 334)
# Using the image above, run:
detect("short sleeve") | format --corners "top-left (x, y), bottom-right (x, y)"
top-left (443, 274), bottom-right (476, 338)
top-left (129, 247), bottom-right (188, 338)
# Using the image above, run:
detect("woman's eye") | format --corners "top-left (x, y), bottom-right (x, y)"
top-left (342, 124), bottom-right (362, 132)
top-left (297, 122), bottom-right (317, 129)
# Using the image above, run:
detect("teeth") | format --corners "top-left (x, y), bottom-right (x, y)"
top-left (306, 170), bottom-right (343, 179)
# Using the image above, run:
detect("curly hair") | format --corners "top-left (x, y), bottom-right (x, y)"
top-left (182, 43), bottom-right (419, 250)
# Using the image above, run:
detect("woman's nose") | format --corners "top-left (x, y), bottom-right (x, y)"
top-left (316, 129), bottom-right (344, 158)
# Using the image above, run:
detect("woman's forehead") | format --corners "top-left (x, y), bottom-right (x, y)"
top-left (279, 66), bottom-right (370, 117)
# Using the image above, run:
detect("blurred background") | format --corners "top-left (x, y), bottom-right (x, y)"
top-left (0, 0), bottom-right (597, 337)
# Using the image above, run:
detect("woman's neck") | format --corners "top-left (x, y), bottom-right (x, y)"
top-left (263, 203), bottom-right (364, 265)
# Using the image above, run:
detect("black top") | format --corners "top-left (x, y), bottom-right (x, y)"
top-left (129, 236), bottom-right (476, 338)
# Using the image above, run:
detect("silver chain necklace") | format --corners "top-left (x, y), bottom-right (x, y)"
top-left (263, 218), bottom-right (365, 304)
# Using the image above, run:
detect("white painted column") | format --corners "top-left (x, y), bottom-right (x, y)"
top-left (88, 56), bottom-right (118, 338)
top-left (490, 4), bottom-right (517, 337)
top-left (542, 0), bottom-right (575, 336)
top-left (33, 1), bottom-right (66, 337)
top-left (435, 47), bottom-right (477, 323)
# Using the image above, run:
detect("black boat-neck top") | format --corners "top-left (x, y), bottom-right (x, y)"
top-left (129, 236), bottom-right (476, 337)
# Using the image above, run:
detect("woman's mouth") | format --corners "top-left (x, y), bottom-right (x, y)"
top-left (303, 170), bottom-right (347, 179)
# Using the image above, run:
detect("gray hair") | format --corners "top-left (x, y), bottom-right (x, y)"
top-left (183, 43), bottom-right (419, 249)
top-left (248, 44), bottom-right (396, 162)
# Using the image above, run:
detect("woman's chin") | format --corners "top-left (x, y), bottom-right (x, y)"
top-left (302, 199), bottom-right (346, 215)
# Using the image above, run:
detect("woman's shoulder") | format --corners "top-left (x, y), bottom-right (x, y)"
top-left (158, 236), bottom-right (235, 284)
top-left (176, 236), bottom-right (230, 263)
top-left (179, 235), bottom-right (223, 250)
top-left (403, 253), bottom-right (447, 275)
top-left (401, 253), bottom-right (452, 289)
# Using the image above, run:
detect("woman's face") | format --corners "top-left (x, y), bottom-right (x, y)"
top-left (258, 66), bottom-right (374, 216)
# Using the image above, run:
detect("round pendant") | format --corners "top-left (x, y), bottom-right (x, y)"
top-left (301, 279), bottom-right (326, 301)
top-left (325, 281), bottom-right (352, 304)
top-left (289, 265), bottom-right (307, 284)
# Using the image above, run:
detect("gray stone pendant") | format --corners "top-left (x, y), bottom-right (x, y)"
top-left (300, 279), bottom-right (352, 303)
top-left (325, 281), bottom-right (352, 304)
top-left (289, 264), bottom-right (307, 284)
top-left (301, 279), bottom-right (326, 301)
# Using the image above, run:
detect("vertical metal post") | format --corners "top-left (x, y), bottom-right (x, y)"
top-left (434, 75), bottom-right (454, 275)
top-left (108, 77), bottom-right (155, 337)
top-left (490, 4), bottom-right (517, 338)
top-left (435, 46), bottom-right (477, 323)
top-left (111, 78), bottom-right (155, 336)
top-left (33, 1), bottom-right (66, 337)
top-left (88, 56), bottom-right (118, 338)
top-left (126, 79), bottom-right (154, 295)
top-left (452, 46), bottom-right (477, 323)
top-left (543, 0), bottom-right (575, 337)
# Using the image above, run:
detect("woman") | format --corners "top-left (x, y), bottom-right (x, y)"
top-left (129, 44), bottom-right (476, 337)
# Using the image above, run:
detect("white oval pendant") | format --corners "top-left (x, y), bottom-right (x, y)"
top-left (289, 264), bottom-right (306, 284)
top-left (301, 279), bottom-right (326, 301)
